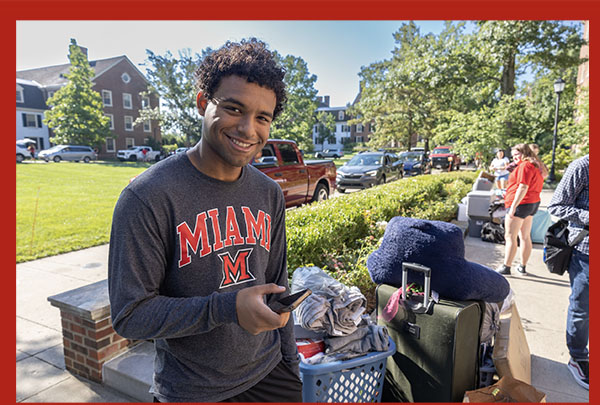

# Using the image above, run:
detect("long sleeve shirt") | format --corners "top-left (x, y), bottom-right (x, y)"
top-left (108, 153), bottom-right (297, 402)
top-left (548, 155), bottom-right (589, 255)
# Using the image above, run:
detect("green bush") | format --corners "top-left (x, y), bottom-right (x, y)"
top-left (286, 171), bottom-right (477, 310)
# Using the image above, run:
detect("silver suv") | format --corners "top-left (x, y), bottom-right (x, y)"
top-left (315, 148), bottom-right (344, 159)
top-left (38, 145), bottom-right (97, 163)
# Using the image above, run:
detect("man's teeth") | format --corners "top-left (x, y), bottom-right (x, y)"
top-left (231, 138), bottom-right (251, 148)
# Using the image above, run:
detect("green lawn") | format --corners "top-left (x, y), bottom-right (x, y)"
top-left (16, 161), bottom-right (152, 263)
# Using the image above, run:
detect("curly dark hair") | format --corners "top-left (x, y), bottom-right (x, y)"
top-left (195, 38), bottom-right (287, 119)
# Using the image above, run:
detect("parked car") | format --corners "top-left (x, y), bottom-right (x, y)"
top-left (16, 138), bottom-right (36, 163)
top-left (117, 146), bottom-right (162, 162)
top-left (252, 139), bottom-right (337, 208)
top-left (38, 145), bottom-right (97, 163)
top-left (336, 151), bottom-right (402, 193)
top-left (430, 146), bottom-right (461, 171)
top-left (399, 150), bottom-right (431, 176)
top-left (314, 148), bottom-right (344, 159)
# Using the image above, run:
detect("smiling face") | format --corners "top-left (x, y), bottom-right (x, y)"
top-left (194, 75), bottom-right (276, 181)
top-left (511, 148), bottom-right (521, 162)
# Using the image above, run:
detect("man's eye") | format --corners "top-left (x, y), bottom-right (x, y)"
top-left (225, 106), bottom-right (241, 113)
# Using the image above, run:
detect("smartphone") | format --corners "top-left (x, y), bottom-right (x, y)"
top-left (269, 289), bottom-right (312, 314)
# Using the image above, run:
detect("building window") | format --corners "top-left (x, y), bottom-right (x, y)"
top-left (124, 116), bottom-right (134, 131)
top-left (121, 73), bottom-right (131, 84)
top-left (126, 137), bottom-right (135, 148)
top-left (106, 137), bottom-right (115, 152)
top-left (123, 93), bottom-right (132, 109)
top-left (22, 113), bottom-right (42, 128)
top-left (338, 111), bottom-right (345, 120)
top-left (105, 114), bottom-right (114, 129)
top-left (341, 125), bottom-right (350, 133)
top-left (102, 90), bottom-right (112, 106)
top-left (356, 136), bottom-right (364, 143)
top-left (143, 120), bottom-right (151, 132)
top-left (17, 86), bottom-right (24, 103)
top-left (357, 124), bottom-right (364, 133)
top-left (142, 96), bottom-right (150, 109)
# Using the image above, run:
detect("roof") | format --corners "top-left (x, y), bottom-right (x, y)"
top-left (316, 106), bottom-right (347, 112)
top-left (16, 55), bottom-right (141, 87)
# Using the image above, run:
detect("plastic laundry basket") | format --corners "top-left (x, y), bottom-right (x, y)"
top-left (299, 338), bottom-right (396, 403)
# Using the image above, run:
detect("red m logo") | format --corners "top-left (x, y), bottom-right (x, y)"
top-left (218, 248), bottom-right (255, 288)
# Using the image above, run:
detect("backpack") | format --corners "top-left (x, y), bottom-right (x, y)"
top-left (543, 220), bottom-right (588, 275)
top-left (481, 221), bottom-right (505, 244)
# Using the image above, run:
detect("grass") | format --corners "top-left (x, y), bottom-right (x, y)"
top-left (16, 161), bottom-right (152, 263)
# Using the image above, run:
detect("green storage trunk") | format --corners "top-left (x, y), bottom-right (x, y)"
top-left (376, 283), bottom-right (483, 402)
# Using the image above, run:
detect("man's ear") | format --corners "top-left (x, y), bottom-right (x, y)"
top-left (196, 92), bottom-right (208, 115)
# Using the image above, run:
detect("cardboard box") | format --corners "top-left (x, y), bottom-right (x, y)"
top-left (492, 303), bottom-right (531, 384)
top-left (463, 375), bottom-right (546, 402)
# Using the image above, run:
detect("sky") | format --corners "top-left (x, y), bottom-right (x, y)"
top-left (16, 20), bottom-right (456, 107)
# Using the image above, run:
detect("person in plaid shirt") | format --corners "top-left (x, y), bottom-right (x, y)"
top-left (548, 154), bottom-right (589, 390)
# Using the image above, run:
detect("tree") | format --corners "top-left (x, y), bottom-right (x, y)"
top-left (270, 53), bottom-right (320, 151)
top-left (139, 48), bottom-right (204, 145)
top-left (313, 111), bottom-right (337, 149)
top-left (44, 38), bottom-right (111, 148)
top-left (476, 21), bottom-right (586, 97)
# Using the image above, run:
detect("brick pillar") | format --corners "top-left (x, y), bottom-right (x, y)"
top-left (48, 280), bottom-right (135, 383)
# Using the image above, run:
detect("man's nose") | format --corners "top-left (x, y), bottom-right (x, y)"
top-left (236, 115), bottom-right (255, 136)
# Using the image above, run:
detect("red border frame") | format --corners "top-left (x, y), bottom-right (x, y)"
top-left (5, 1), bottom-right (597, 403)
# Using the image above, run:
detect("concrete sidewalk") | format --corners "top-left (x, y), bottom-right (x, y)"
top-left (16, 188), bottom-right (589, 402)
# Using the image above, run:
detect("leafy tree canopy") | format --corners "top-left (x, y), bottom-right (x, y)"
top-left (351, 20), bottom-right (587, 164)
top-left (44, 38), bottom-right (111, 148)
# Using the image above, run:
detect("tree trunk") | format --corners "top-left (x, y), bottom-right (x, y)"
top-left (500, 51), bottom-right (516, 97)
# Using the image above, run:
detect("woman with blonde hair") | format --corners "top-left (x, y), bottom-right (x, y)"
top-left (496, 143), bottom-right (544, 276)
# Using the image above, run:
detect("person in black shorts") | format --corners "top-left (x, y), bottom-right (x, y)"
top-left (496, 144), bottom-right (544, 276)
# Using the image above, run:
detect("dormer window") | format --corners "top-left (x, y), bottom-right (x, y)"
top-left (121, 73), bottom-right (131, 84)
top-left (338, 111), bottom-right (345, 120)
top-left (16, 85), bottom-right (24, 103)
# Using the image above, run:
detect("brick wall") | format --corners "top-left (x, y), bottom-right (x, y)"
top-left (60, 310), bottom-right (133, 382)
top-left (48, 279), bottom-right (136, 383)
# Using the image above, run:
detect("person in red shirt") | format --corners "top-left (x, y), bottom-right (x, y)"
top-left (496, 143), bottom-right (544, 276)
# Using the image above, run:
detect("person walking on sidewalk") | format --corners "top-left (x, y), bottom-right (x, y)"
top-left (108, 38), bottom-right (302, 403)
top-left (548, 154), bottom-right (589, 390)
top-left (496, 144), bottom-right (544, 276)
top-left (489, 149), bottom-right (510, 190)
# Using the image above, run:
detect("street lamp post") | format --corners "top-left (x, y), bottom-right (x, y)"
top-left (548, 78), bottom-right (566, 183)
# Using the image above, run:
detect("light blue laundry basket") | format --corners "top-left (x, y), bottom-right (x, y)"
top-left (299, 338), bottom-right (396, 403)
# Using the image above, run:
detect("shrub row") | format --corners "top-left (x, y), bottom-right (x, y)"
top-left (285, 171), bottom-right (477, 309)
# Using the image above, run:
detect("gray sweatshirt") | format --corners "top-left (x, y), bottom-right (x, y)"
top-left (108, 153), bottom-right (297, 402)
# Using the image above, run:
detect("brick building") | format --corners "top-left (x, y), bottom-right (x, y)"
top-left (17, 46), bottom-right (160, 159)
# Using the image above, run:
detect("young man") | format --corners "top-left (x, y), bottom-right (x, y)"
top-left (108, 38), bottom-right (302, 402)
top-left (548, 154), bottom-right (589, 390)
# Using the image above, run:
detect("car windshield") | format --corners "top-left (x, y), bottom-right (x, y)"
top-left (43, 146), bottom-right (63, 152)
top-left (433, 148), bottom-right (450, 154)
top-left (400, 152), bottom-right (422, 162)
top-left (346, 154), bottom-right (382, 166)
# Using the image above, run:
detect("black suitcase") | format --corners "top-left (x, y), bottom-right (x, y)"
top-left (376, 263), bottom-right (484, 402)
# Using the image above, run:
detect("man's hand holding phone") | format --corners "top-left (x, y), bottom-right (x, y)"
top-left (268, 289), bottom-right (312, 314)
top-left (236, 284), bottom-right (291, 335)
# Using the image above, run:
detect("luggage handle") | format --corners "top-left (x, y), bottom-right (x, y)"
top-left (401, 262), bottom-right (433, 314)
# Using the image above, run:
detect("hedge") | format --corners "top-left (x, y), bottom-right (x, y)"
top-left (285, 171), bottom-right (477, 309)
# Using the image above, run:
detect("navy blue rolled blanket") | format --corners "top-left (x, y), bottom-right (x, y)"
top-left (367, 216), bottom-right (510, 302)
